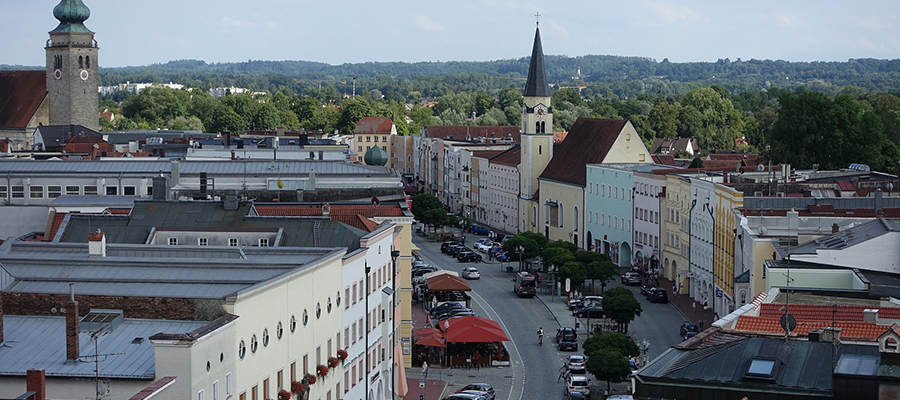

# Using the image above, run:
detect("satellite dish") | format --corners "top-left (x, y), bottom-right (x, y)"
top-left (757, 163), bottom-right (765, 172)
top-left (780, 313), bottom-right (797, 334)
top-left (758, 225), bottom-right (768, 236)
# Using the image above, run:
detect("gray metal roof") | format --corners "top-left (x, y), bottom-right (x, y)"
top-left (55, 200), bottom-right (366, 250)
top-left (790, 218), bottom-right (900, 254)
top-left (743, 196), bottom-right (900, 211)
top-left (49, 195), bottom-right (142, 207)
top-left (637, 335), bottom-right (880, 395)
top-left (0, 240), bottom-right (342, 299)
top-left (0, 315), bottom-right (206, 379)
top-left (0, 159), bottom-right (395, 177)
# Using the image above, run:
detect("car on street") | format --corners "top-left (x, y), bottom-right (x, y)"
top-left (461, 267), bottom-right (481, 279)
top-left (456, 384), bottom-right (494, 399)
top-left (430, 302), bottom-right (465, 316)
top-left (501, 235), bottom-right (514, 243)
top-left (566, 355), bottom-right (587, 373)
top-left (647, 288), bottom-right (668, 303)
top-left (566, 374), bottom-right (591, 399)
top-left (640, 285), bottom-right (655, 297)
top-left (606, 396), bottom-right (633, 400)
top-left (621, 272), bottom-right (641, 285)
top-left (449, 246), bottom-right (471, 257)
top-left (565, 392), bottom-right (587, 400)
top-left (573, 306), bottom-right (604, 319)
top-left (495, 251), bottom-right (509, 262)
top-left (557, 327), bottom-right (578, 351)
top-left (568, 298), bottom-right (584, 311)
top-left (473, 239), bottom-right (492, 252)
top-left (457, 251), bottom-right (483, 263)
top-left (442, 394), bottom-right (482, 400)
top-left (680, 323), bottom-right (699, 340)
top-left (441, 241), bottom-right (459, 253)
top-left (457, 390), bottom-right (491, 400)
top-left (468, 225), bottom-right (493, 235)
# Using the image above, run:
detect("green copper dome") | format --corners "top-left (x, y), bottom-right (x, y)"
top-left (364, 146), bottom-right (389, 166)
top-left (50, 0), bottom-right (93, 34)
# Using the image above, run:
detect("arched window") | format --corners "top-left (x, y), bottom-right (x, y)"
top-left (78, 56), bottom-right (83, 69)
top-left (573, 205), bottom-right (579, 232)
top-left (540, 121), bottom-right (546, 133)
top-left (559, 202), bottom-right (564, 228)
top-left (535, 121), bottom-right (541, 134)
top-left (86, 55), bottom-right (90, 69)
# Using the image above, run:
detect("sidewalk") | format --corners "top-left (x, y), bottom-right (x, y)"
top-left (656, 276), bottom-right (718, 331)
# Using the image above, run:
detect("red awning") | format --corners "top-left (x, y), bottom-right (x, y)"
top-left (425, 274), bottom-right (472, 292)
top-left (414, 328), bottom-right (446, 347)
top-left (439, 316), bottom-right (510, 343)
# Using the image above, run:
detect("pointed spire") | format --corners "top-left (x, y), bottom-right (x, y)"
top-left (524, 25), bottom-right (549, 98)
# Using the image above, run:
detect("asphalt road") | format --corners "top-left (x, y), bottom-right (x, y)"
top-left (414, 234), bottom-right (687, 399)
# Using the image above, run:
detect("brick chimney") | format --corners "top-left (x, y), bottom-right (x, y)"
top-left (26, 369), bottom-right (46, 400)
top-left (832, 223), bottom-right (839, 234)
top-left (66, 283), bottom-right (79, 361)
top-left (88, 229), bottom-right (106, 257)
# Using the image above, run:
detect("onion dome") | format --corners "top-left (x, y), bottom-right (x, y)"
top-left (364, 146), bottom-right (389, 166)
top-left (50, 0), bottom-right (93, 34)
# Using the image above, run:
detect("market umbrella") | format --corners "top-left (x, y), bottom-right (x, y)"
top-left (425, 274), bottom-right (472, 292)
top-left (440, 316), bottom-right (509, 343)
top-left (414, 328), bottom-right (446, 348)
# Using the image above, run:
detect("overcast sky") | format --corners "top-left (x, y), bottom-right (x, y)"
top-left (2, 0), bottom-right (899, 68)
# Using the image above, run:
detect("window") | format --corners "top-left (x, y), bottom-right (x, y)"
top-left (213, 381), bottom-right (220, 400)
top-left (0, 186), bottom-right (5, 199)
top-left (123, 186), bottom-right (136, 196)
top-left (199, 237), bottom-right (208, 246)
top-left (345, 327), bottom-right (350, 347)
top-left (106, 186), bottom-right (118, 196)
top-left (226, 373), bottom-right (233, 395)
top-left (352, 283), bottom-right (357, 305)
top-left (84, 185), bottom-right (98, 195)
top-left (345, 288), bottom-right (350, 309)
top-left (229, 238), bottom-right (238, 247)
top-left (259, 238), bottom-right (269, 247)
top-left (263, 378), bottom-right (269, 400)
top-left (198, 389), bottom-right (205, 400)
top-left (48, 186), bottom-right (62, 198)
top-left (168, 237), bottom-right (178, 246)
top-left (30, 186), bottom-right (43, 199)
top-left (351, 323), bottom-right (357, 344)
top-left (277, 370), bottom-right (283, 390)
top-left (358, 146), bottom-right (362, 152)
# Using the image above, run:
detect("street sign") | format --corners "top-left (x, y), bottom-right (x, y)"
top-left (419, 380), bottom-right (425, 389)
top-left (565, 278), bottom-right (571, 292)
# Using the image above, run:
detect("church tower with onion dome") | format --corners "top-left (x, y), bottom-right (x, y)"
top-left (46, 0), bottom-right (99, 131)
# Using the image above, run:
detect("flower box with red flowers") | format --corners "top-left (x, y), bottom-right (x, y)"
top-left (316, 364), bottom-right (329, 377)
top-left (304, 373), bottom-right (317, 385)
top-left (336, 349), bottom-right (348, 360)
top-left (290, 380), bottom-right (304, 394)
top-left (277, 389), bottom-right (291, 400)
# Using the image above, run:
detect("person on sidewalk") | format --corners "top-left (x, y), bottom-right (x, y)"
top-left (692, 301), bottom-right (697, 313)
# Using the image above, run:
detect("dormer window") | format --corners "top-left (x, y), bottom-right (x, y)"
top-left (885, 337), bottom-right (899, 352)
top-left (744, 358), bottom-right (778, 381)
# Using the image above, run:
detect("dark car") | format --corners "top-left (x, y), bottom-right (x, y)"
top-left (430, 302), bottom-right (464, 316)
top-left (441, 241), bottom-right (459, 253)
top-left (468, 225), bottom-right (493, 235)
top-left (458, 252), bottom-right (483, 263)
top-left (574, 306), bottom-right (604, 319)
top-left (647, 288), bottom-right (668, 303)
top-left (495, 251), bottom-right (509, 262)
top-left (456, 383), bottom-right (495, 400)
top-left (680, 323), bottom-right (699, 340)
top-left (568, 299), bottom-right (584, 311)
top-left (640, 285), bottom-right (655, 297)
top-left (449, 246), bottom-right (470, 257)
top-left (557, 327), bottom-right (578, 351)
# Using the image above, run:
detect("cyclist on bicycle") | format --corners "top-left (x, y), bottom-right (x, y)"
top-left (537, 327), bottom-right (544, 345)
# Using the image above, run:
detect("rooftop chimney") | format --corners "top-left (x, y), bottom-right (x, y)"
top-left (26, 369), bottom-right (46, 400)
top-left (832, 223), bottom-right (839, 234)
top-left (864, 309), bottom-right (879, 323)
top-left (152, 174), bottom-right (168, 201)
top-left (821, 327), bottom-right (842, 344)
top-left (66, 283), bottom-right (79, 361)
top-left (88, 229), bottom-right (106, 257)
top-left (875, 188), bottom-right (884, 215)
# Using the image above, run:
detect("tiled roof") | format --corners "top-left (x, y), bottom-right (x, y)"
top-left (651, 154), bottom-right (677, 166)
top-left (354, 117), bottom-right (395, 134)
top-left (759, 303), bottom-right (900, 321)
top-left (62, 134), bottom-right (116, 155)
top-left (47, 212), bottom-right (68, 241)
top-left (0, 71), bottom-right (46, 129)
top-left (488, 145), bottom-right (520, 167)
top-left (733, 315), bottom-right (888, 340)
top-left (254, 203), bottom-right (404, 232)
top-left (837, 180), bottom-right (856, 191)
top-left (422, 126), bottom-right (521, 142)
top-left (539, 118), bottom-right (627, 186)
top-left (35, 125), bottom-right (101, 151)
top-left (705, 152), bottom-right (758, 162)
top-left (553, 131), bottom-right (568, 142)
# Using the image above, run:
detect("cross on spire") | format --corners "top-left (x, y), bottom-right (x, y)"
top-left (535, 12), bottom-right (541, 27)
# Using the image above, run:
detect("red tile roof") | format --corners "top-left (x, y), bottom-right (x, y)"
top-left (46, 212), bottom-right (68, 242)
top-left (837, 180), bottom-right (856, 192)
top-left (0, 71), bottom-right (47, 129)
top-left (651, 154), bottom-right (677, 166)
top-left (488, 145), bottom-right (520, 166)
top-left (423, 126), bottom-right (521, 142)
top-left (758, 303), bottom-right (900, 321)
top-left (553, 131), bottom-right (568, 142)
top-left (63, 134), bottom-right (116, 155)
top-left (539, 118), bottom-right (627, 186)
top-left (254, 204), bottom-right (404, 232)
top-left (354, 117), bottom-right (395, 134)
top-left (733, 315), bottom-right (887, 340)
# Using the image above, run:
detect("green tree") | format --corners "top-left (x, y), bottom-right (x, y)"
top-left (649, 101), bottom-right (678, 138)
top-left (583, 332), bottom-right (640, 359)
top-left (410, 193), bottom-right (443, 221)
top-left (207, 105), bottom-right (246, 134)
top-left (167, 116), bottom-right (204, 131)
top-left (121, 87), bottom-right (191, 128)
top-left (336, 97), bottom-right (375, 134)
top-left (474, 92), bottom-right (495, 115)
top-left (585, 348), bottom-right (632, 394)
top-left (601, 287), bottom-right (642, 333)
top-left (679, 87), bottom-right (744, 149)
top-left (502, 235), bottom-right (541, 262)
top-left (553, 88), bottom-right (583, 107)
top-left (586, 259), bottom-right (619, 294)
top-left (253, 102), bottom-right (282, 130)
top-left (558, 261), bottom-right (588, 287)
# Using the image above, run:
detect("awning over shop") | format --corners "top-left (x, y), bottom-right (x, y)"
top-left (438, 316), bottom-right (510, 343)
top-left (425, 274), bottom-right (472, 292)
top-left (414, 328), bottom-right (447, 348)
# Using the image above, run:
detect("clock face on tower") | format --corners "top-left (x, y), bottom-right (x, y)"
top-left (80, 70), bottom-right (89, 81)
top-left (535, 105), bottom-right (546, 119)
top-left (54, 69), bottom-right (62, 80)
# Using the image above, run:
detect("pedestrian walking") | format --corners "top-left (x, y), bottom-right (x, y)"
top-left (703, 298), bottom-right (709, 312)
top-left (557, 364), bottom-right (570, 383)
top-left (692, 301), bottom-right (697, 313)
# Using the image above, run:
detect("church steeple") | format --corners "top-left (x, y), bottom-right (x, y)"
top-left (523, 24), bottom-right (549, 98)
top-left (50, 0), bottom-right (93, 34)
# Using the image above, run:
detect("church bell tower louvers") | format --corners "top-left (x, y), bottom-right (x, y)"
top-left (518, 21), bottom-right (553, 233)
top-left (46, 0), bottom-right (99, 131)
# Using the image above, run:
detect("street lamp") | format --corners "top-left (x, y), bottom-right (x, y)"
top-left (517, 246), bottom-right (524, 272)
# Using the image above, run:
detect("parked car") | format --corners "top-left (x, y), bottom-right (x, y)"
top-left (468, 225), bottom-right (493, 235)
top-left (565, 392), bottom-right (587, 400)
top-left (456, 384), bottom-right (494, 399)
top-left (457, 390), bottom-right (491, 400)
top-left (557, 327), bottom-right (578, 351)
top-left (621, 272), bottom-right (641, 285)
top-left (430, 302), bottom-right (464, 316)
top-left (640, 285), bottom-right (655, 297)
top-left (441, 241), bottom-right (461, 253)
top-left (459, 252), bottom-right (483, 263)
top-left (473, 238), bottom-right (491, 252)
top-left (449, 246), bottom-right (471, 257)
top-left (461, 267), bottom-right (481, 279)
top-left (680, 323), bottom-right (699, 340)
top-left (566, 374), bottom-right (591, 399)
top-left (647, 288), bottom-right (668, 303)
top-left (606, 396), bottom-right (633, 400)
top-left (434, 310), bottom-right (477, 322)
top-left (568, 298), bottom-right (584, 311)
top-left (567, 355), bottom-right (587, 373)
top-left (574, 306), bottom-right (604, 319)
top-left (442, 394), bottom-right (482, 400)
top-left (495, 251), bottom-right (509, 262)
